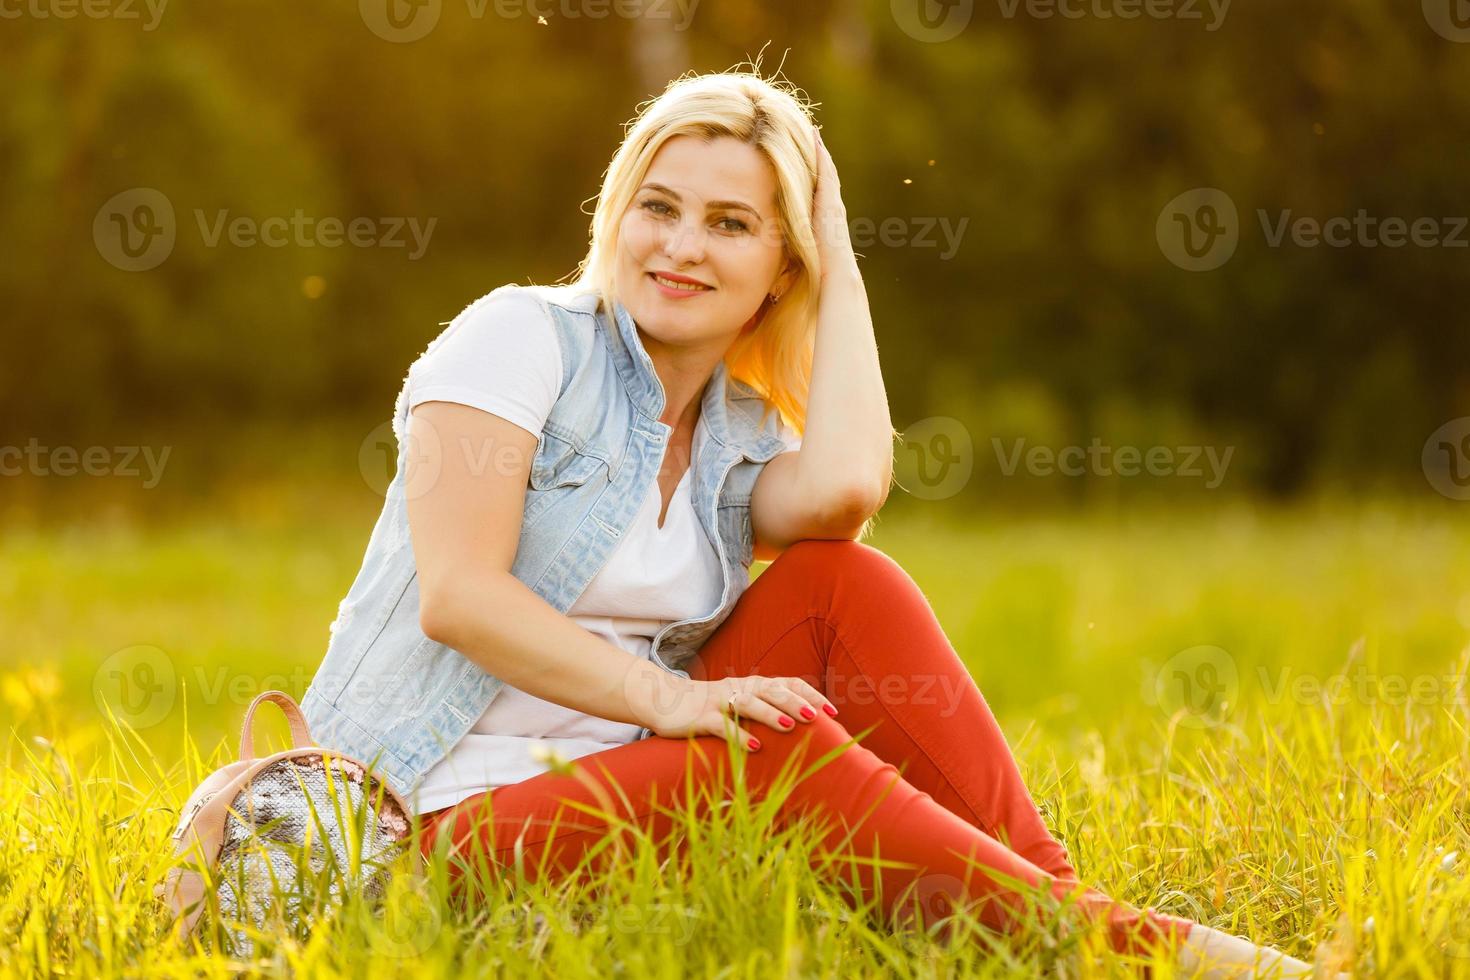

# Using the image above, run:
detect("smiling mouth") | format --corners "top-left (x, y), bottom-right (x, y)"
top-left (648, 272), bottom-right (714, 292)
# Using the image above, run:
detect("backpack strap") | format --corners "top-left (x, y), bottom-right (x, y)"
top-left (239, 690), bottom-right (315, 761)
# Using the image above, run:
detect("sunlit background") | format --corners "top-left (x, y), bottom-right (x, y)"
top-left (6, 0), bottom-right (1470, 785)
top-left (3, 3), bottom-right (1470, 974)
top-left (6, 0), bottom-right (1470, 518)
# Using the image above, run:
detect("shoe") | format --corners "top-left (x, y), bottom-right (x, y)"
top-left (1176, 924), bottom-right (1350, 979)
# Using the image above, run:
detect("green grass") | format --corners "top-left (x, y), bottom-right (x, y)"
top-left (2, 497), bottom-right (1468, 976)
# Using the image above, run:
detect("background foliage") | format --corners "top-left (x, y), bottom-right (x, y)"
top-left (4, 0), bottom-right (1467, 503)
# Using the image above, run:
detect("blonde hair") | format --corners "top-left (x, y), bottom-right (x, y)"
top-left (567, 67), bottom-right (822, 439)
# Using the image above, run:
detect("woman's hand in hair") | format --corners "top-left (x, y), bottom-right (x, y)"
top-left (810, 125), bottom-right (858, 281)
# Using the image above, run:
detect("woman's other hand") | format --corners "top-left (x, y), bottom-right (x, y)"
top-left (643, 674), bottom-right (838, 750)
top-left (810, 125), bottom-right (858, 281)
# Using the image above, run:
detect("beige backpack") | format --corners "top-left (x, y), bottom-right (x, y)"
top-left (156, 690), bottom-right (421, 953)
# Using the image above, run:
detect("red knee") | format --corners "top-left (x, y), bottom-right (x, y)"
top-left (763, 539), bottom-right (915, 601)
top-left (740, 713), bottom-right (887, 787)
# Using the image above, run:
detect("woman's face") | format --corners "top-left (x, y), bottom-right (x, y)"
top-left (615, 134), bottom-right (795, 353)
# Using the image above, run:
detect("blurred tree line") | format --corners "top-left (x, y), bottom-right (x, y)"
top-left (2, 0), bottom-right (1467, 500)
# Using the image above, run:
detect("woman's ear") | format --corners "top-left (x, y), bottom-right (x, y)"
top-left (773, 256), bottom-right (800, 300)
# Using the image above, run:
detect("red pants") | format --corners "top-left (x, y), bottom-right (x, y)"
top-left (416, 539), bottom-right (1194, 957)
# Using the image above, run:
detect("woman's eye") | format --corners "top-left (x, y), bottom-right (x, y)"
top-left (639, 199), bottom-right (747, 234)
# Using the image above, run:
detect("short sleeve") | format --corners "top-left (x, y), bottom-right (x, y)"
top-left (407, 289), bottom-right (563, 439)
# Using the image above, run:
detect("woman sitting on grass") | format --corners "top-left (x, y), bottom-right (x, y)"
top-left (302, 68), bottom-right (1337, 977)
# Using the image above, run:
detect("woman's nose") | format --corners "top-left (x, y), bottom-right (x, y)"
top-left (661, 219), bottom-right (707, 265)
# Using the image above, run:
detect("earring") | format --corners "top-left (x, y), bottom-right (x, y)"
top-left (767, 292), bottom-right (781, 305)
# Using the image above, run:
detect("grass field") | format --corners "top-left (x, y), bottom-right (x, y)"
top-left (2, 494), bottom-right (1468, 977)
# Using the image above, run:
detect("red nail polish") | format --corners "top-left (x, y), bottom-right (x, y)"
top-left (799, 706), bottom-right (816, 720)
top-left (779, 715), bottom-right (794, 728)
top-left (747, 737), bottom-right (761, 750)
top-left (823, 704), bottom-right (838, 717)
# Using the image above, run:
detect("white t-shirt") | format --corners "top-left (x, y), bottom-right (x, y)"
top-left (403, 296), bottom-right (801, 814)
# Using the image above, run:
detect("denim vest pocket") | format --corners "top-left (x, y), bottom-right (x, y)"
top-left (529, 431), bottom-right (607, 489)
top-left (717, 455), bottom-right (763, 570)
top-left (523, 431), bottom-right (610, 531)
top-left (717, 500), bottom-right (754, 570)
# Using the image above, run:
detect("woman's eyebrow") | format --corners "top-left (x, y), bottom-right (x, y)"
top-left (639, 182), bottom-right (761, 218)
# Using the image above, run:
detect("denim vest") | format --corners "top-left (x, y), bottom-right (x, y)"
top-left (301, 282), bottom-right (793, 799)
